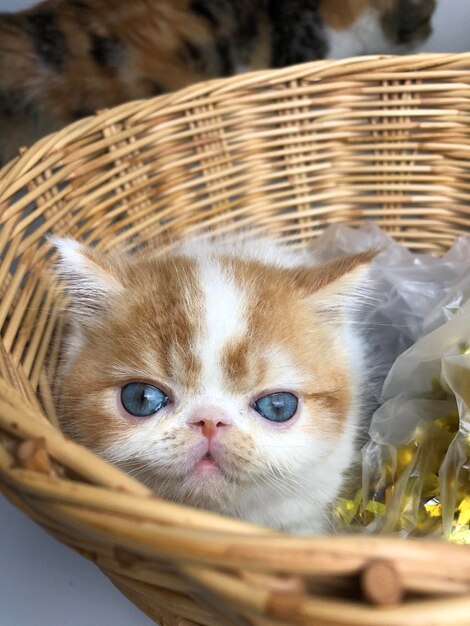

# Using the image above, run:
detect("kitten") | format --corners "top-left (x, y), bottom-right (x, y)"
top-left (52, 235), bottom-right (375, 534)
top-left (0, 0), bottom-right (436, 165)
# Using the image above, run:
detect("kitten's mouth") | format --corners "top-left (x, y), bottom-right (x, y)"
top-left (195, 451), bottom-right (219, 472)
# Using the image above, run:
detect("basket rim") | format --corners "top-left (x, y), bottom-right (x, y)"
top-left (1, 51), bottom-right (470, 202)
top-left (4, 376), bottom-right (467, 550)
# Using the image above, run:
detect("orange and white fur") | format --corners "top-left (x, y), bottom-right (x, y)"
top-left (53, 235), bottom-right (374, 534)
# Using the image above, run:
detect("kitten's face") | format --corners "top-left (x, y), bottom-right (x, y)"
top-left (54, 238), bottom-right (373, 526)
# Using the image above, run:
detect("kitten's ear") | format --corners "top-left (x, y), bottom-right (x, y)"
top-left (49, 236), bottom-right (124, 321)
top-left (293, 250), bottom-right (377, 312)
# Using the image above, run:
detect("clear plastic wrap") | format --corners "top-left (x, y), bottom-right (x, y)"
top-left (308, 225), bottom-right (470, 542)
top-left (361, 303), bottom-right (470, 542)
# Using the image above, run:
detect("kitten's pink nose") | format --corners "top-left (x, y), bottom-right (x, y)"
top-left (188, 407), bottom-right (231, 439)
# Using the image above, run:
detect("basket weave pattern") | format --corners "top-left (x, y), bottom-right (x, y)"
top-left (0, 54), bottom-right (469, 626)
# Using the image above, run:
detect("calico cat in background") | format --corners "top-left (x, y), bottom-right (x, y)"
top-left (52, 234), bottom-right (375, 534)
top-left (0, 0), bottom-right (436, 165)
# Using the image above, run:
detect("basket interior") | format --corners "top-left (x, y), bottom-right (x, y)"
top-left (1, 54), bottom-right (469, 416)
top-left (0, 54), bottom-right (469, 626)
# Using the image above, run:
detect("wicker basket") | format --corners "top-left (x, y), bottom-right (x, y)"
top-left (0, 53), bottom-right (469, 626)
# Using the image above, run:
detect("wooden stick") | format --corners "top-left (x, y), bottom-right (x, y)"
top-left (361, 560), bottom-right (403, 606)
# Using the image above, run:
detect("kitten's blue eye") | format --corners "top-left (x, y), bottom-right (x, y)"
top-left (253, 392), bottom-right (298, 423)
top-left (121, 383), bottom-right (169, 417)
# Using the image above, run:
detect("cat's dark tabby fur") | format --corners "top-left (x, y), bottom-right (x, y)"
top-left (0, 0), bottom-right (435, 164)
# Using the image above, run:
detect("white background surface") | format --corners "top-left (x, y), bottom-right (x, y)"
top-left (0, 495), bottom-right (153, 626)
top-left (0, 1), bottom-right (469, 625)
